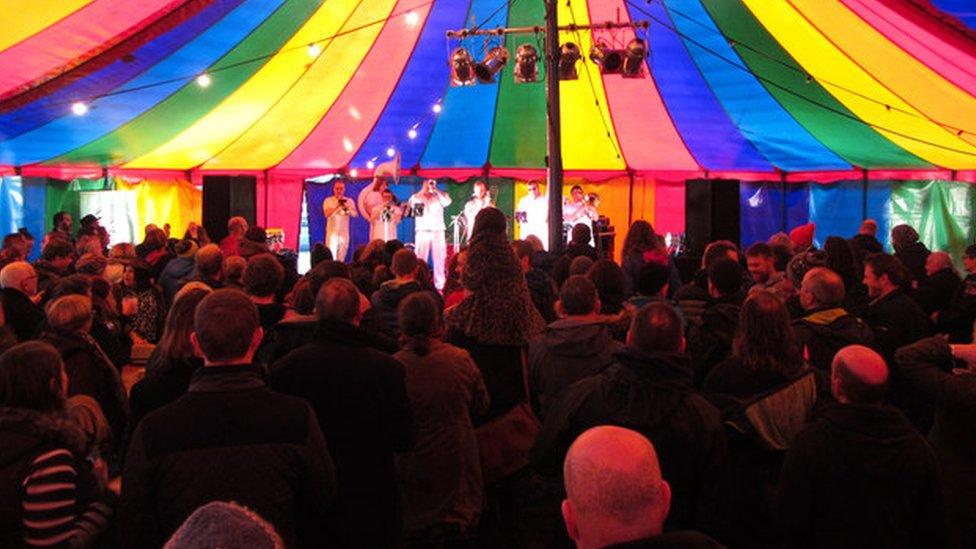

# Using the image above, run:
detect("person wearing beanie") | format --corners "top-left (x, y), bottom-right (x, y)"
top-left (159, 240), bottom-right (198, 306)
top-left (789, 222), bottom-right (816, 253)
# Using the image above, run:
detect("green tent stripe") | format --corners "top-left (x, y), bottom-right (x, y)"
top-left (52, 0), bottom-right (323, 166)
top-left (700, 0), bottom-right (929, 169)
top-left (488, 0), bottom-right (547, 169)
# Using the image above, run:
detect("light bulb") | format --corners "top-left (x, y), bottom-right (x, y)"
top-left (71, 101), bottom-right (89, 116)
top-left (349, 169), bottom-right (358, 178)
top-left (196, 73), bottom-right (211, 88)
top-left (366, 159), bottom-right (375, 169)
top-left (405, 11), bottom-right (419, 27)
top-left (431, 103), bottom-right (442, 114)
top-left (386, 147), bottom-right (396, 158)
top-left (308, 43), bottom-right (322, 58)
top-left (407, 128), bottom-right (418, 139)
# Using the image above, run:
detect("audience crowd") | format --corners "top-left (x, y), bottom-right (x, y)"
top-left (0, 210), bottom-right (973, 548)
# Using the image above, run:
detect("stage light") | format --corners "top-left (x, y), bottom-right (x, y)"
top-left (589, 41), bottom-right (623, 74)
top-left (71, 101), bottom-right (89, 116)
top-left (407, 127), bottom-right (418, 140)
top-left (405, 10), bottom-right (419, 27)
top-left (474, 46), bottom-right (509, 83)
top-left (558, 42), bottom-right (581, 80)
top-left (622, 38), bottom-right (647, 77)
top-left (451, 47), bottom-right (476, 86)
top-left (196, 73), bottom-right (211, 88)
top-left (431, 102), bottom-right (442, 114)
top-left (386, 147), bottom-right (396, 158)
top-left (308, 42), bottom-right (322, 58)
top-left (514, 43), bottom-right (538, 83)
top-left (366, 159), bottom-right (376, 169)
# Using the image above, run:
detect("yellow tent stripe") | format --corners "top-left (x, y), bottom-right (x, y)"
top-left (126, 0), bottom-right (365, 169)
top-left (743, 0), bottom-right (976, 169)
top-left (792, 0), bottom-right (976, 148)
top-left (557, 0), bottom-right (625, 171)
top-left (202, 0), bottom-right (396, 170)
top-left (0, 0), bottom-right (92, 52)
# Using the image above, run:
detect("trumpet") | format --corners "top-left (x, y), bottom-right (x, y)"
top-left (585, 192), bottom-right (601, 208)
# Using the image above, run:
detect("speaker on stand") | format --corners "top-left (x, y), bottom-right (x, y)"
top-left (202, 175), bottom-right (257, 245)
top-left (683, 178), bottom-right (740, 264)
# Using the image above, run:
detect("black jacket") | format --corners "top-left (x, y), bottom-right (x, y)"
top-left (123, 353), bottom-right (202, 456)
top-left (895, 337), bottom-right (976, 548)
top-left (530, 347), bottom-right (726, 535)
top-left (936, 273), bottom-right (976, 343)
top-left (865, 289), bottom-right (931, 363)
top-left (601, 531), bottom-right (725, 548)
top-left (445, 328), bottom-right (525, 422)
top-left (896, 241), bottom-right (931, 284)
top-left (793, 307), bottom-right (876, 373)
top-left (525, 268), bottom-right (558, 322)
top-left (528, 317), bottom-right (622, 419)
top-left (270, 321), bottom-right (414, 548)
top-left (777, 403), bottom-right (945, 548)
top-left (913, 268), bottom-right (962, 315)
top-left (687, 294), bottom-right (742, 387)
top-left (120, 364), bottom-right (336, 549)
top-left (370, 279), bottom-right (428, 337)
top-left (1, 288), bottom-right (44, 342)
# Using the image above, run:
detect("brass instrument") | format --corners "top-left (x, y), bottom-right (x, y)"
top-left (586, 192), bottom-right (601, 208)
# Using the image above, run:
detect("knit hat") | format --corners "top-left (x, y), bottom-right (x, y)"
top-left (789, 222), bottom-right (816, 250)
top-left (163, 501), bottom-right (284, 549)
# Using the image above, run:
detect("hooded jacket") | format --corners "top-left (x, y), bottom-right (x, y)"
top-left (370, 279), bottom-right (426, 337)
top-left (777, 403), bottom-right (945, 548)
top-left (793, 308), bottom-right (876, 373)
top-left (528, 317), bottom-right (622, 419)
top-left (530, 347), bottom-right (726, 535)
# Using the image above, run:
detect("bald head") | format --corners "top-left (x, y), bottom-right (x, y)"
top-left (859, 219), bottom-right (878, 237)
top-left (831, 345), bottom-right (888, 404)
top-left (925, 251), bottom-right (953, 276)
top-left (562, 426), bottom-right (670, 548)
top-left (0, 262), bottom-right (37, 297)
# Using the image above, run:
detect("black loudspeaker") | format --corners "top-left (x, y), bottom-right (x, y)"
top-left (202, 175), bottom-right (256, 244)
top-left (684, 179), bottom-right (740, 259)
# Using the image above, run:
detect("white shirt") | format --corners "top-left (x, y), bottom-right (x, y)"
top-left (463, 195), bottom-right (492, 239)
top-left (370, 202), bottom-right (402, 241)
top-left (517, 193), bottom-right (548, 229)
top-left (563, 198), bottom-right (597, 226)
top-left (409, 190), bottom-right (452, 231)
top-left (323, 195), bottom-right (358, 234)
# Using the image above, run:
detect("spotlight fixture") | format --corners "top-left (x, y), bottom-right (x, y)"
top-left (451, 47), bottom-right (476, 86)
top-left (514, 43), bottom-right (539, 83)
top-left (589, 41), bottom-right (624, 74)
top-left (621, 38), bottom-right (647, 77)
top-left (196, 73), bottom-right (212, 88)
top-left (558, 42), bottom-right (581, 80)
top-left (474, 46), bottom-right (509, 83)
top-left (71, 101), bottom-right (89, 116)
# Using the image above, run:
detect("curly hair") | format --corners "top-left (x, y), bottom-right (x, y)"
top-left (446, 208), bottom-right (544, 345)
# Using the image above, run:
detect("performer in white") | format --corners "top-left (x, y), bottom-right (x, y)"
top-left (516, 180), bottom-right (549, 249)
top-left (370, 188), bottom-right (403, 242)
top-left (409, 179), bottom-right (452, 289)
top-left (462, 180), bottom-right (492, 241)
top-left (322, 180), bottom-right (358, 262)
top-left (563, 184), bottom-right (598, 227)
top-left (358, 174), bottom-right (388, 225)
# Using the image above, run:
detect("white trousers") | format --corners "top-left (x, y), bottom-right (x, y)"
top-left (415, 230), bottom-right (446, 289)
top-left (326, 230), bottom-right (349, 262)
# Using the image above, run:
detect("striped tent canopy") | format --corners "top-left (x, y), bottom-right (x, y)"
top-left (2, 0), bottom-right (976, 183)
